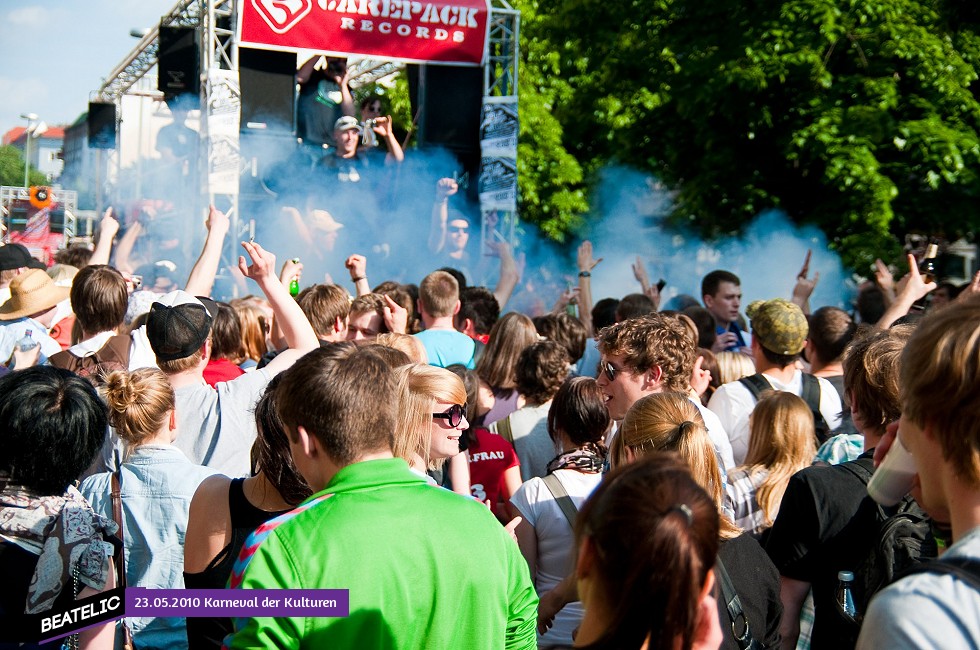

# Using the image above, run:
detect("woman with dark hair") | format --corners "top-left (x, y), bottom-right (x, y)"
top-left (509, 376), bottom-right (609, 649)
top-left (183, 377), bottom-right (313, 649)
top-left (203, 302), bottom-right (245, 386)
top-left (0, 366), bottom-right (117, 649)
top-left (574, 453), bottom-right (721, 650)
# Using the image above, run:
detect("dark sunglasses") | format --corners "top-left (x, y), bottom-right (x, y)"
top-left (432, 404), bottom-right (466, 427)
top-left (600, 360), bottom-right (619, 382)
top-left (449, 227), bottom-right (468, 234)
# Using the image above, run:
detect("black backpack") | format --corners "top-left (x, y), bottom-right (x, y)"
top-left (840, 458), bottom-right (938, 615)
top-left (738, 372), bottom-right (832, 443)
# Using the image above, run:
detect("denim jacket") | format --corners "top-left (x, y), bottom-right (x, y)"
top-left (79, 444), bottom-right (218, 649)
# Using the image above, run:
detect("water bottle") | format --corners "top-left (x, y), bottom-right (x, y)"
top-left (17, 330), bottom-right (38, 353)
top-left (835, 570), bottom-right (861, 624)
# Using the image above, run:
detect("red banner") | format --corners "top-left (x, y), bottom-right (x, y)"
top-left (238, 0), bottom-right (490, 66)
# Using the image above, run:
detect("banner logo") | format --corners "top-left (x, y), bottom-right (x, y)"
top-left (251, 0), bottom-right (312, 34)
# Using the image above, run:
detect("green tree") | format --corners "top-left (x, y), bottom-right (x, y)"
top-left (541, 0), bottom-right (980, 270)
top-left (0, 145), bottom-right (47, 188)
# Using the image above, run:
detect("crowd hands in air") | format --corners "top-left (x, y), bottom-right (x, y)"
top-left (2, 192), bottom-right (980, 650)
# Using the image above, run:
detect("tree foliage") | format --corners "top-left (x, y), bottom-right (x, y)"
top-left (0, 145), bottom-right (47, 188)
top-left (523, 0), bottom-right (980, 270)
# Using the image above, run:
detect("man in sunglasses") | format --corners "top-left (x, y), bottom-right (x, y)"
top-left (596, 313), bottom-right (735, 472)
top-left (428, 177), bottom-right (472, 266)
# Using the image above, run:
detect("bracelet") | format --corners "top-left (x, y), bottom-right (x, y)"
top-left (352, 275), bottom-right (366, 282)
top-left (578, 271), bottom-right (591, 278)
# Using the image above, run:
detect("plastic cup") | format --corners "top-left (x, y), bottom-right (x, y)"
top-left (867, 435), bottom-right (918, 507)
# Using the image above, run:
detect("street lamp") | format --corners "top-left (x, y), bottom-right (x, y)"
top-left (19, 113), bottom-right (48, 189)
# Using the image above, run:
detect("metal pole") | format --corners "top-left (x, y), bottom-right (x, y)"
top-left (23, 122), bottom-right (32, 189)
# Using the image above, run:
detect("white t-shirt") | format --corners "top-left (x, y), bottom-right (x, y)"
top-left (67, 325), bottom-right (158, 371)
top-left (511, 469), bottom-right (602, 647)
top-left (707, 370), bottom-right (842, 465)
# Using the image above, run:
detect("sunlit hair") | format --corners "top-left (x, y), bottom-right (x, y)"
top-left (210, 302), bottom-right (244, 362)
top-left (901, 298), bottom-right (980, 487)
top-left (714, 351), bottom-right (756, 386)
top-left (375, 332), bottom-right (428, 363)
top-left (808, 306), bottom-right (856, 364)
top-left (296, 284), bottom-right (351, 338)
top-left (157, 341), bottom-right (207, 374)
top-left (843, 324), bottom-right (913, 436)
top-left (534, 312), bottom-right (587, 364)
top-left (102, 368), bottom-right (174, 455)
top-left (476, 312), bottom-right (539, 389)
top-left (740, 391), bottom-right (816, 528)
top-left (615, 392), bottom-right (740, 540)
top-left (232, 301), bottom-right (269, 363)
top-left (548, 376), bottom-right (610, 450)
top-left (597, 314), bottom-right (695, 392)
top-left (393, 364), bottom-right (467, 469)
top-left (250, 376), bottom-right (312, 506)
top-left (515, 340), bottom-right (569, 406)
top-left (419, 270), bottom-right (459, 318)
top-left (575, 453), bottom-right (719, 650)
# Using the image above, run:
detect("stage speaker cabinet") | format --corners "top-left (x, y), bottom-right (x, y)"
top-left (239, 47), bottom-right (297, 134)
top-left (158, 24), bottom-right (200, 98)
top-left (407, 64), bottom-right (483, 160)
top-left (87, 102), bottom-right (117, 150)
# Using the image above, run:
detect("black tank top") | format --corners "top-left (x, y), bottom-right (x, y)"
top-left (184, 478), bottom-right (290, 649)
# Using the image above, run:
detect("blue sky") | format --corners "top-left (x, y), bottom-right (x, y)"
top-left (0, 0), bottom-right (175, 136)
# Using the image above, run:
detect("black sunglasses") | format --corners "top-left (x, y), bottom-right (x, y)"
top-left (432, 404), bottom-right (466, 428)
top-left (449, 227), bottom-right (468, 234)
top-left (600, 360), bottom-right (619, 382)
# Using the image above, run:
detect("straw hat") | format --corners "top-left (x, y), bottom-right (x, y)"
top-left (0, 268), bottom-right (70, 321)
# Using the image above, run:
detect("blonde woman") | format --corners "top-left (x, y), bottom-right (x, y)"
top-left (713, 351), bottom-right (756, 386)
top-left (726, 391), bottom-right (816, 539)
top-left (80, 369), bottom-right (218, 649)
top-left (394, 364), bottom-right (470, 495)
top-left (614, 392), bottom-right (782, 650)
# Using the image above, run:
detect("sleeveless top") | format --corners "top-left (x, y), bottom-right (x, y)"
top-left (184, 478), bottom-right (291, 649)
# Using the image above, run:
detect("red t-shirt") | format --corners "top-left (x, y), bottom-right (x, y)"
top-left (203, 357), bottom-right (245, 387)
top-left (468, 427), bottom-right (520, 516)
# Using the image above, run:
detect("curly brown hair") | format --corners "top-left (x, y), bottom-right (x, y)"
top-left (597, 314), bottom-right (695, 393)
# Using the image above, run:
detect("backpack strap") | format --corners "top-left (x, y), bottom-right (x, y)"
top-left (801, 373), bottom-right (831, 442)
top-left (542, 473), bottom-right (578, 529)
top-left (838, 456), bottom-right (876, 485)
top-left (496, 415), bottom-right (514, 445)
top-left (737, 373), bottom-right (772, 401)
top-left (715, 557), bottom-right (756, 650)
top-left (900, 556), bottom-right (980, 591)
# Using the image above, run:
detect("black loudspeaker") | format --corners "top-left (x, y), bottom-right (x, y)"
top-left (239, 47), bottom-right (297, 133)
top-left (87, 102), bottom-right (117, 149)
top-left (158, 25), bottom-right (200, 97)
top-left (407, 64), bottom-right (483, 158)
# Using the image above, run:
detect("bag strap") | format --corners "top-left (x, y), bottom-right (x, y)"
top-left (901, 556), bottom-right (980, 591)
top-left (715, 557), bottom-right (755, 650)
top-left (738, 374), bottom-right (772, 401)
top-left (110, 468), bottom-right (128, 590)
top-left (800, 373), bottom-right (831, 441)
top-left (497, 415), bottom-right (514, 445)
top-left (542, 473), bottom-right (578, 529)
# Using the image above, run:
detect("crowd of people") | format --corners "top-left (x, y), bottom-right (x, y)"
top-left (1, 195), bottom-right (980, 650)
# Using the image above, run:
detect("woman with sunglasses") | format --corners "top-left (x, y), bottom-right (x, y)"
top-left (394, 364), bottom-right (471, 494)
top-left (509, 376), bottom-right (610, 649)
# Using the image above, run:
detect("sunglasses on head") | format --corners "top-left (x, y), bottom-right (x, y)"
top-left (432, 404), bottom-right (466, 428)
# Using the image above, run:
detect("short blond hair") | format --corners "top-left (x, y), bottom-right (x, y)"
top-left (715, 351), bottom-right (755, 386)
top-left (419, 271), bottom-right (459, 318)
top-left (901, 298), bottom-right (980, 487)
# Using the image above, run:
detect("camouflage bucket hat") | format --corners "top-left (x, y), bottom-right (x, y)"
top-left (746, 298), bottom-right (808, 355)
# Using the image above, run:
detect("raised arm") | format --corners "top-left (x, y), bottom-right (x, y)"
top-left (631, 255), bottom-right (661, 310)
top-left (89, 207), bottom-right (119, 266)
top-left (428, 178), bottom-right (458, 254)
top-left (492, 241), bottom-right (523, 310)
top-left (345, 254), bottom-right (371, 297)
top-left (373, 116), bottom-right (404, 163)
top-left (789, 250), bottom-right (819, 315)
top-left (238, 241), bottom-right (319, 377)
top-left (876, 253), bottom-right (936, 329)
top-left (184, 206), bottom-right (229, 297)
top-left (577, 241), bottom-right (602, 336)
top-left (295, 55), bottom-right (320, 85)
top-left (113, 220), bottom-right (142, 275)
